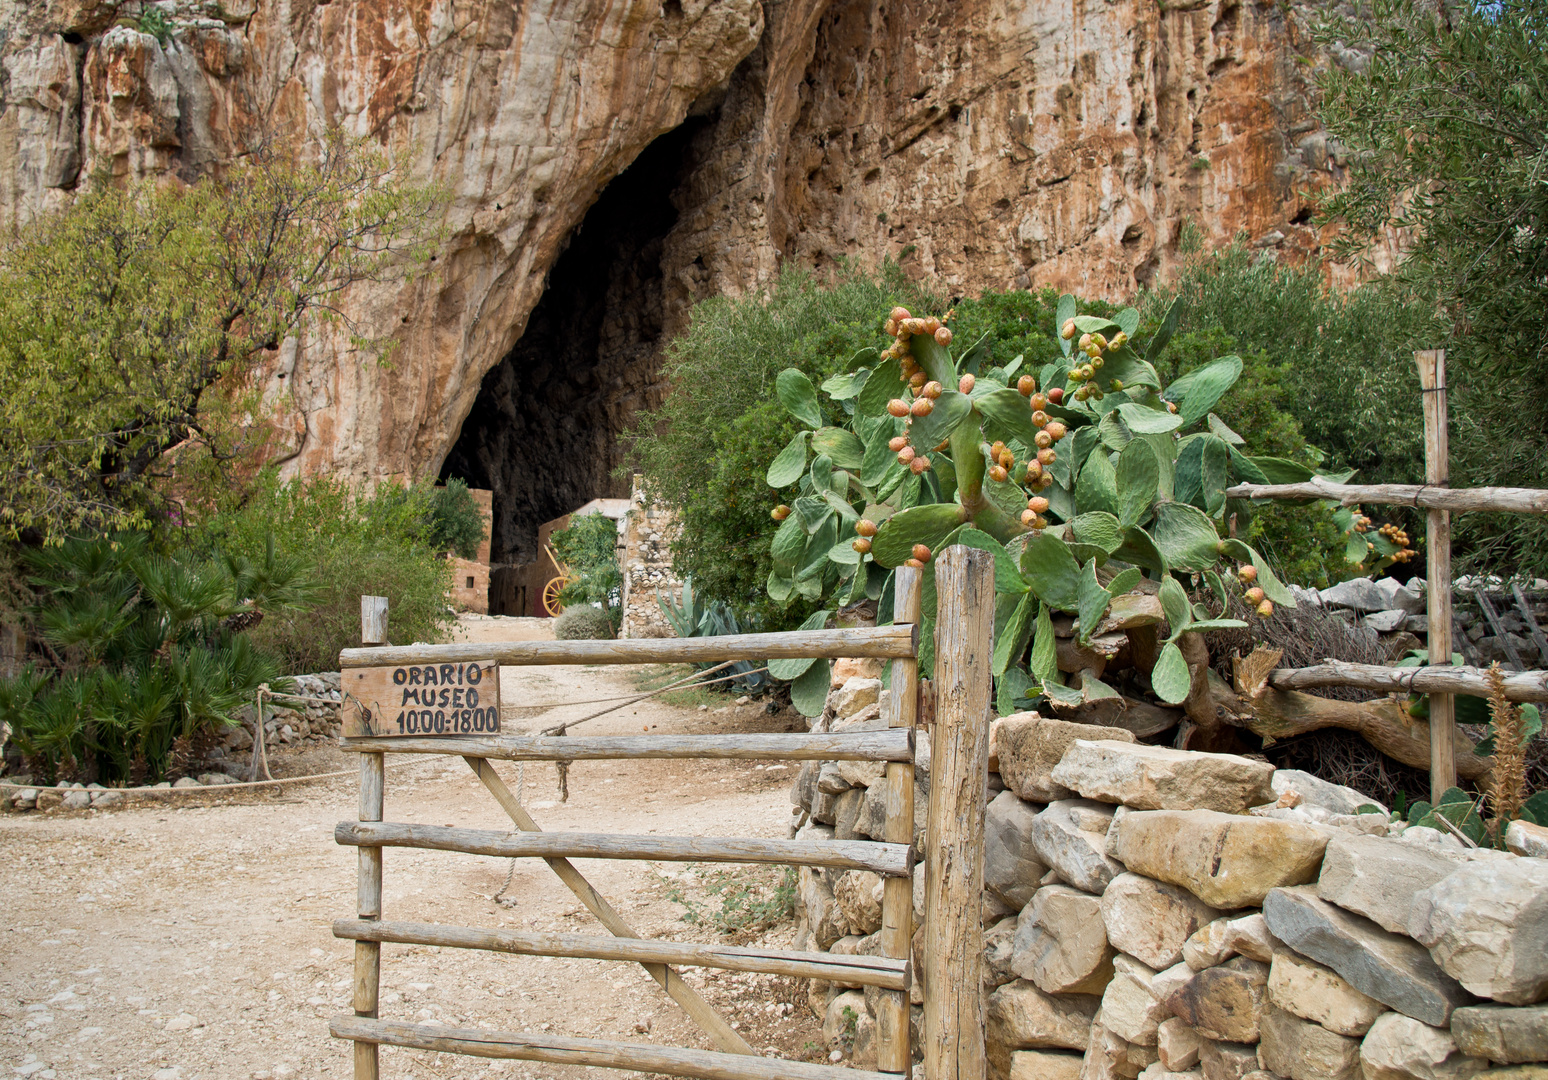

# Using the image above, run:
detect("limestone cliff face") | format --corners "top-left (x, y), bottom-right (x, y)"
top-left (0, 0), bottom-right (1350, 558)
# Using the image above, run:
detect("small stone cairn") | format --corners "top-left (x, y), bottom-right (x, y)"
top-left (790, 672), bottom-right (1548, 1080)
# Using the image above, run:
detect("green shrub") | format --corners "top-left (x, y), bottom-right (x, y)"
top-left (553, 605), bottom-right (615, 640)
top-left (628, 261), bottom-right (940, 629)
top-left (196, 473), bottom-right (455, 673)
top-left (552, 512), bottom-right (623, 630)
top-left (0, 534), bottom-right (303, 783)
top-left (426, 479), bottom-right (486, 559)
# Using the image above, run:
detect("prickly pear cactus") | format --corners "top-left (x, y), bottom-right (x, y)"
top-left (764, 294), bottom-right (1315, 718)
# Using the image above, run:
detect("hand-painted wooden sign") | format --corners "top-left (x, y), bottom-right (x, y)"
top-left (342, 660), bottom-right (500, 738)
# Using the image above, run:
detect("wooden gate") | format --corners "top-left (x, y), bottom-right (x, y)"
top-left (327, 560), bottom-right (993, 1079)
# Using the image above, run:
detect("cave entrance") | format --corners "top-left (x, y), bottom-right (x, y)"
top-left (440, 120), bottom-right (705, 614)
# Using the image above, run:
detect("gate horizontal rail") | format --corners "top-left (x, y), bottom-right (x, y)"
top-left (337, 729), bottom-right (915, 761)
top-left (331, 1016), bottom-right (903, 1080)
top-left (333, 918), bottom-right (910, 989)
top-left (337, 624), bottom-right (916, 668)
top-left (336, 821), bottom-right (913, 876)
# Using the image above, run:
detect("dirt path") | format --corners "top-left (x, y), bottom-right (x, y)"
top-left (0, 618), bottom-right (825, 1080)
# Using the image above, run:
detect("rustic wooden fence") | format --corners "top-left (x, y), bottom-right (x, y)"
top-left (329, 553), bottom-right (999, 1079)
top-left (1227, 349), bottom-right (1548, 801)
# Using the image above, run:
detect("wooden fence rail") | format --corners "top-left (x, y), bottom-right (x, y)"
top-left (1268, 660), bottom-right (1548, 702)
top-left (336, 729), bottom-right (914, 762)
top-left (338, 624), bottom-right (916, 669)
top-left (1224, 476), bottom-right (1548, 514)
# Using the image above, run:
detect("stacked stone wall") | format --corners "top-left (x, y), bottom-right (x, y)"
top-left (789, 675), bottom-right (1548, 1079)
top-left (620, 476), bottom-right (682, 639)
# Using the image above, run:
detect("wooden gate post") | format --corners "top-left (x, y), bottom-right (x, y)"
top-left (923, 547), bottom-right (994, 1080)
top-left (355, 598), bottom-right (388, 1080)
top-left (1416, 351), bottom-right (1456, 802)
top-left (878, 565), bottom-right (922, 1073)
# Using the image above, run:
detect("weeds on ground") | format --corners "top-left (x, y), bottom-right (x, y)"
top-left (658, 864), bottom-right (797, 940)
top-left (631, 664), bottom-right (740, 711)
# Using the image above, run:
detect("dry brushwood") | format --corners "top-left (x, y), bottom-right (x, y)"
top-left (1484, 662), bottom-right (1527, 832)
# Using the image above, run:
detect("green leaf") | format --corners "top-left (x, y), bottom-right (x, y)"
top-left (1100, 345), bottom-right (1162, 391)
top-left (1237, 542), bottom-right (1297, 607)
top-left (957, 331), bottom-right (994, 375)
top-left (1069, 512), bottom-right (1124, 553)
top-left (1204, 569), bottom-right (1229, 607)
top-left (909, 390), bottom-right (973, 449)
top-left (1520, 791), bottom-right (1548, 826)
top-left (1228, 445), bottom-right (1269, 485)
top-left (808, 454), bottom-right (835, 496)
top-left (1115, 440), bottom-right (1160, 528)
top-left (799, 515), bottom-right (838, 579)
top-left (1114, 307), bottom-right (1141, 338)
top-left (997, 666), bottom-right (1035, 716)
top-left (1152, 641), bottom-right (1191, 704)
top-left (1097, 410), bottom-right (1132, 452)
top-left (994, 592), bottom-right (1036, 676)
top-left (770, 512), bottom-right (809, 572)
top-left (1077, 560), bottom-right (1111, 645)
top-left (1185, 618), bottom-right (1251, 633)
top-left (1020, 534), bottom-right (1082, 612)
top-left (1175, 434), bottom-right (1232, 516)
top-left (1042, 678), bottom-right (1084, 706)
top-left (870, 503), bottom-right (966, 568)
top-left (1073, 315), bottom-right (1123, 335)
top-left (843, 346), bottom-right (881, 372)
top-left (1140, 432), bottom-right (1176, 500)
top-left (1159, 575), bottom-right (1193, 638)
top-left (958, 527), bottom-right (1030, 595)
top-left (776, 368), bottom-right (823, 429)
top-left (1151, 502), bottom-right (1223, 571)
top-left (1107, 566), bottom-right (1143, 598)
top-left (811, 427), bottom-right (865, 470)
top-left (1056, 294), bottom-right (1077, 357)
top-left (856, 357), bottom-right (904, 416)
top-left (1165, 356), bottom-right (1242, 427)
top-left (1116, 401), bottom-right (1184, 434)
top-left (1145, 295), bottom-right (1182, 362)
top-left (821, 370), bottom-right (868, 400)
top-left (1112, 525), bottom-right (1167, 575)
top-left (975, 387), bottom-right (1040, 446)
top-left (766, 568), bottom-right (793, 604)
top-left (768, 609), bottom-right (834, 679)
top-left (790, 659), bottom-right (833, 717)
top-left (1208, 413), bottom-right (1246, 445)
top-left (766, 431), bottom-right (811, 487)
top-left (1250, 457), bottom-right (1316, 484)
top-left (861, 421), bottom-right (902, 487)
top-left (1077, 451), bottom-right (1119, 517)
top-left (1030, 603), bottom-right (1057, 683)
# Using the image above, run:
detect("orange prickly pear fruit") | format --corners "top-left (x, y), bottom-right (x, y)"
top-left (772, 505), bottom-right (791, 521)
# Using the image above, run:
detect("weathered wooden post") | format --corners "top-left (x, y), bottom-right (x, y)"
top-left (354, 597), bottom-right (388, 1079)
top-left (1416, 351), bottom-right (1456, 802)
top-left (878, 565), bottom-right (922, 1073)
top-left (924, 546), bottom-right (994, 1079)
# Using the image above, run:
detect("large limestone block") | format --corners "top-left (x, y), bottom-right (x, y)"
top-left (832, 677), bottom-right (881, 718)
top-left (1183, 918), bottom-right (1238, 971)
top-left (1102, 954), bottom-right (1167, 1047)
top-left (1198, 1039), bottom-right (1261, 1080)
top-left (823, 989), bottom-right (867, 1045)
top-left (1012, 1050), bottom-right (1085, 1080)
top-left (1102, 872), bottom-right (1225, 970)
top-left (1359, 1012), bottom-right (1487, 1080)
top-left (1115, 810), bottom-right (1329, 909)
top-left (987, 915), bottom-right (1022, 990)
top-left (997, 714), bottom-right (1137, 802)
top-left (1451, 1004), bottom-right (1548, 1064)
top-left (833, 869), bottom-right (883, 936)
top-left (1409, 859), bottom-right (1548, 1006)
top-left (1157, 1018), bottom-right (1202, 1071)
top-left (986, 979), bottom-right (1101, 1053)
top-left (1082, 1018), bottom-right (1161, 1080)
top-left (1222, 913), bottom-right (1282, 964)
top-left (1051, 741), bottom-right (1275, 813)
top-left (1141, 1066), bottom-right (1206, 1080)
top-left (1166, 957), bottom-right (1270, 1044)
top-left (799, 866), bottom-right (850, 948)
top-left (986, 789), bottom-right (1050, 909)
top-left (1013, 883), bottom-right (1116, 995)
top-left (1257, 1005), bottom-right (1363, 1080)
top-left (1316, 833), bottom-right (1462, 935)
top-left (1031, 799), bottom-right (1125, 895)
top-left (1267, 950), bottom-right (1385, 1037)
top-left (1271, 770), bottom-right (1388, 816)
top-left (1504, 819), bottom-right (1548, 858)
top-left (1473, 1070), bottom-right (1548, 1080)
top-left (1262, 887), bottom-right (1472, 1027)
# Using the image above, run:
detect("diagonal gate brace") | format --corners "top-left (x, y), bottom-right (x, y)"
top-left (462, 756), bottom-right (755, 1057)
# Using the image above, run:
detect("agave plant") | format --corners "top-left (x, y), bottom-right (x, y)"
top-left (763, 295), bottom-right (1326, 720)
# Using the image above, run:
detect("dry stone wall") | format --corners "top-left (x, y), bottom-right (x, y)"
top-left (788, 678), bottom-right (1548, 1079)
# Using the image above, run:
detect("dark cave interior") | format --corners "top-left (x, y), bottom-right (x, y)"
top-left (439, 119), bottom-right (707, 570)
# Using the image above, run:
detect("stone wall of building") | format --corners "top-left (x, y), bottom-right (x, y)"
top-left (620, 475), bottom-right (683, 639)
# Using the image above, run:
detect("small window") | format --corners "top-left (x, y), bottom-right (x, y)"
top-left (466, 577), bottom-right (475, 588)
